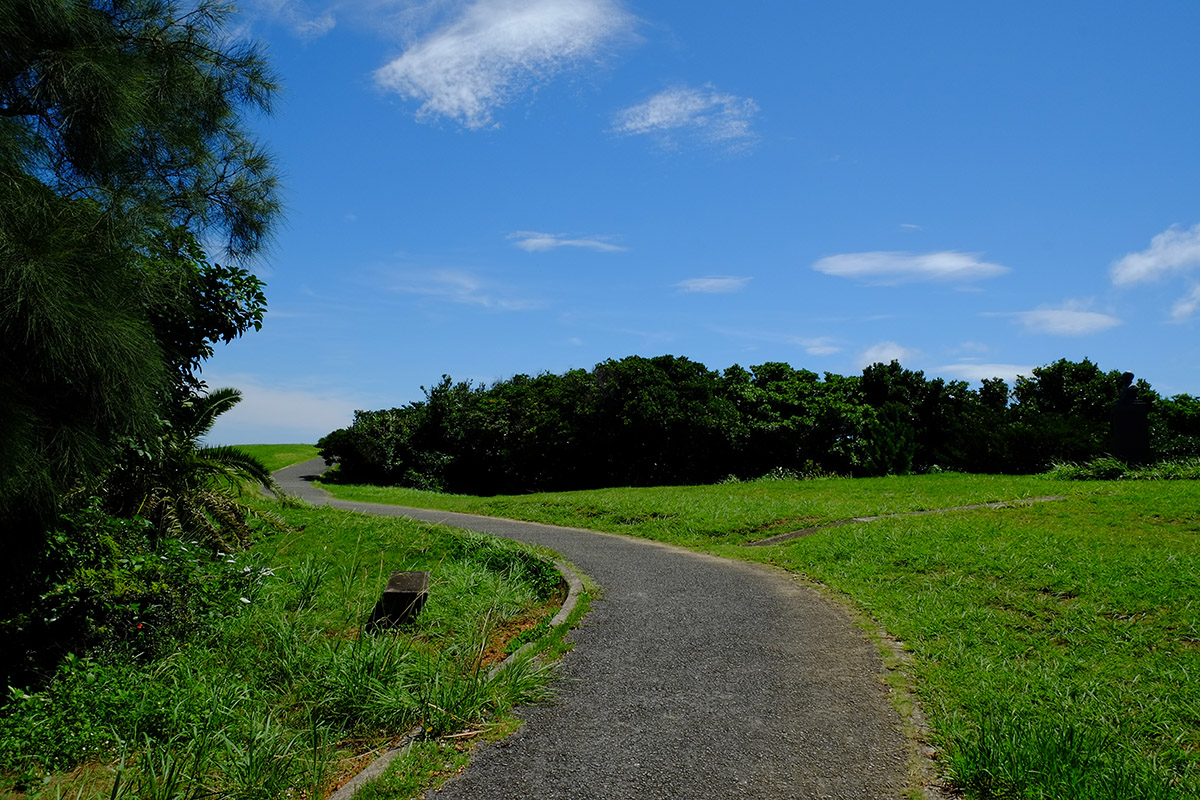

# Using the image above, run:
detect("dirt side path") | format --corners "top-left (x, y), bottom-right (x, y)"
top-left (275, 459), bottom-right (909, 799)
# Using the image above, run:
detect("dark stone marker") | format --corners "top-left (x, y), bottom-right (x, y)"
top-left (366, 571), bottom-right (429, 632)
top-left (1112, 371), bottom-right (1150, 465)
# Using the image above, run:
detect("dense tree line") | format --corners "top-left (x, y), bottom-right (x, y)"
top-left (319, 355), bottom-right (1200, 494)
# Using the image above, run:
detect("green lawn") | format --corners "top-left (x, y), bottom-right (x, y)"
top-left (233, 443), bottom-right (320, 472)
top-left (320, 474), bottom-right (1200, 799)
top-left (318, 472), bottom-right (1092, 546)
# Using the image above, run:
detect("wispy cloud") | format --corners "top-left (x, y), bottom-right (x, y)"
top-left (508, 231), bottom-right (626, 252)
top-left (795, 336), bottom-right (840, 356)
top-left (1111, 222), bottom-right (1200, 285)
top-left (374, 0), bottom-right (636, 129)
top-left (1171, 283), bottom-right (1200, 321)
top-left (814, 251), bottom-right (1010, 284)
top-left (674, 276), bottom-right (751, 294)
top-left (388, 269), bottom-right (542, 310)
top-left (241, 0), bottom-right (335, 38)
top-left (951, 341), bottom-right (990, 355)
top-left (858, 341), bottom-right (921, 368)
top-left (713, 326), bottom-right (842, 355)
top-left (999, 299), bottom-right (1122, 336)
top-left (935, 363), bottom-right (1034, 383)
top-left (612, 84), bottom-right (759, 152)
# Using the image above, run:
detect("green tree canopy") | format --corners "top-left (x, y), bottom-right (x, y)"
top-left (320, 355), bottom-right (1199, 493)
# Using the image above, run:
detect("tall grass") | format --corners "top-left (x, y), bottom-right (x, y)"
top-left (945, 712), bottom-right (1179, 800)
top-left (1046, 456), bottom-right (1200, 481)
top-left (0, 503), bottom-right (570, 798)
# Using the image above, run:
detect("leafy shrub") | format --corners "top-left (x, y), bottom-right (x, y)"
top-left (105, 389), bottom-right (286, 551)
top-left (320, 355), bottom-right (1200, 491)
top-left (2, 500), bottom-right (275, 687)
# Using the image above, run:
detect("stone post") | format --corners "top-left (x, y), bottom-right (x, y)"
top-left (366, 570), bottom-right (429, 632)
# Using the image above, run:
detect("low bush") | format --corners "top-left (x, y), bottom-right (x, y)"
top-left (2, 501), bottom-right (272, 687)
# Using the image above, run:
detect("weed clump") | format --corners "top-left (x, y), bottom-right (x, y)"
top-left (945, 711), bottom-right (1193, 799)
top-left (1046, 456), bottom-right (1200, 480)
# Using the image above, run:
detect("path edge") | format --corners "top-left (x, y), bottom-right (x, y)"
top-left (278, 459), bottom-right (935, 798)
top-left (768, 566), bottom-right (956, 800)
top-left (325, 556), bottom-right (586, 800)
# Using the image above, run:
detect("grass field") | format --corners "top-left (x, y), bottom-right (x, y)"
top-left (320, 473), bottom-right (1200, 799)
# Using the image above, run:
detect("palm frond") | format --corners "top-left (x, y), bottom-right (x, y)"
top-left (195, 445), bottom-right (274, 489)
top-left (107, 384), bottom-right (292, 549)
top-left (188, 387), bottom-right (244, 440)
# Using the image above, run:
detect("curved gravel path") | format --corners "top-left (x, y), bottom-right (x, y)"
top-left (275, 458), bottom-right (910, 800)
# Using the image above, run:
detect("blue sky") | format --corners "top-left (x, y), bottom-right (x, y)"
top-left (205, 0), bottom-right (1200, 444)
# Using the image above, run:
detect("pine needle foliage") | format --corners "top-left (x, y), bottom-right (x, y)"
top-left (0, 0), bottom-right (282, 586)
top-left (0, 0), bottom-right (280, 258)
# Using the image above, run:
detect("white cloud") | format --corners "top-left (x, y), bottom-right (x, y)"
top-left (898, 223), bottom-right (923, 232)
top-left (1171, 283), bottom-right (1200, 321)
top-left (1001, 299), bottom-right (1122, 336)
top-left (936, 363), bottom-right (1035, 383)
top-left (202, 376), bottom-right (362, 445)
top-left (858, 341), bottom-right (921, 368)
top-left (612, 84), bottom-right (759, 151)
top-left (794, 336), bottom-right (840, 356)
top-left (1111, 222), bottom-right (1200, 285)
top-left (388, 269), bottom-right (542, 310)
top-left (508, 231), bottom-right (626, 252)
top-left (674, 276), bottom-right (751, 294)
top-left (814, 251), bottom-right (1010, 284)
top-left (293, 10), bottom-right (336, 37)
top-left (374, 0), bottom-right (635, 129)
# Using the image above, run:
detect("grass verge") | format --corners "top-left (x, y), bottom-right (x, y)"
top-left (0, 500), bottom-right (580, 799)
top-left (320, 473), bottom-right (1200, 799)
top-left (233, 443), bottom-right (320, 472)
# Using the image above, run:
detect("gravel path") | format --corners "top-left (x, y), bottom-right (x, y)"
top-left (275, 459), bottom-right (910, 800)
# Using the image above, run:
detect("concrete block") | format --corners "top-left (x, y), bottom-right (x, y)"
top-left (366, 570), bottom-right (429, 632)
